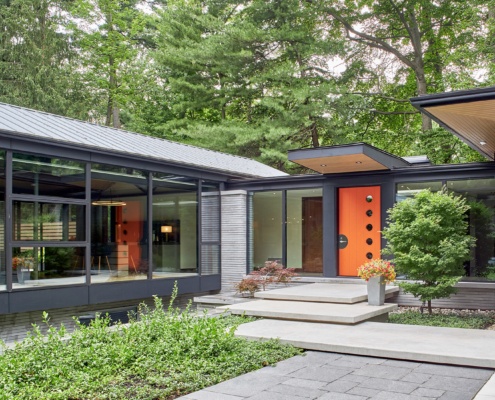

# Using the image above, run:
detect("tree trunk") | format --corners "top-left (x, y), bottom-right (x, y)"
top-left (427, 299), bottom-right (432, 315)
top-left (416, 70), bottom-right (432, 132)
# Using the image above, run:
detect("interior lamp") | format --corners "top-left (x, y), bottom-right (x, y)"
top-left (161, 225), bottom-right (173, 241)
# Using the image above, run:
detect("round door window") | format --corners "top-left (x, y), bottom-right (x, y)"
top-left (366, 224), bottom-right (373, 231)
top-left (366, 195), bottom-right (373, 202)
top-left (366, 238), bottom-right (373, 245)
top-left (366, 209), bottom-right (373, 217)
top-left (366, 252), bottom-right (373, 259)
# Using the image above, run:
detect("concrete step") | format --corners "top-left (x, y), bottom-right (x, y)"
top-left (217, 299), bottom-right (397, 324)
top-left (234, 318), bottom-right (495, 368)
top-left (254, 283), bottom-right (399, 304)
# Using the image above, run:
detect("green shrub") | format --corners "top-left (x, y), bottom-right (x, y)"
top-left (389, 310), bottom-right (495, 329)
top-left (0, 284), bottom-right (301, 399)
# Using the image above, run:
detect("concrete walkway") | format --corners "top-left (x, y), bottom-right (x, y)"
top-left (178, 351), bottom-right (494, 400)
top-left (235, 319), bottom-right (495, 368)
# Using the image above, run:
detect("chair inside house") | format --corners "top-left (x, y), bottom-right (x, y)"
top-left (91, 243), bottom-right (113, 273)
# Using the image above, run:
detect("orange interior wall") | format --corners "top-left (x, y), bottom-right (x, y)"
top-left (338, 186), bottom-right (381, 276)
top-left (120, 202), bottom-right (143, 271)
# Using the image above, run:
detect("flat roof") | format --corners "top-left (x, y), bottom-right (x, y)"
top-left (410, 86), bottom-right (495, 160)
top-left (0, 102), bottom-right (287, 179)
top-left (288, 143), bottom-right (410, 174)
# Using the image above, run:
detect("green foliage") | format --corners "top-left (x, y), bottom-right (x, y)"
top-left (0, 284), bottom-right (301, 399)
top-left (389, 310), bottom-right (495, 329)
top-left (382, 189), bottom-right (476, 312)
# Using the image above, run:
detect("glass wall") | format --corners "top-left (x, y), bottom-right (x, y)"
top-left (151, 173), bottom-right (198, 277)
top-left (396, 181), bottom-right (443, 201)
top-left (396, 179), bottom-right (495, 281)
top-left (11, 153), bottom-right (86, 288)
top-left (447, 178), bottom-right (495, 281)
top-left (287, 188), bottom-right (323, 274)
top-left (251, 191), bottom-right (283, 269)
top-left (91, 164), bottom-right (148, 282)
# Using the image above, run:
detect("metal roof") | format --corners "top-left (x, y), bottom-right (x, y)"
top-left (0, 102), bottom-right (287, 178)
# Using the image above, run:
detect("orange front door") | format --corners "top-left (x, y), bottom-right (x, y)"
top-left (338, 186), bottom-right (381, 276)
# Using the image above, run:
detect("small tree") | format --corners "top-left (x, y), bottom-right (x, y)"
top-left (382, 189), bottom-right (475, 314)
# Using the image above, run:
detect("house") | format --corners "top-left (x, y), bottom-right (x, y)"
top-left (1, 86), bottom-right (495, 340)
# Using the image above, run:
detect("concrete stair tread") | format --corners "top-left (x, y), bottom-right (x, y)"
top-left (234, 318), bottom-right (495, 368)
top-left (254, 283), bottom-right (399, 304)
top-left (217, 299), bottom-right (397, 324)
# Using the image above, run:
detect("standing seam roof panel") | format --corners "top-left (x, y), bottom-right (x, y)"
top-left (0, 102), bottom-right (287, 178)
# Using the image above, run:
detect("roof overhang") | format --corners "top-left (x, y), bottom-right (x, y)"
top-left (410, 86), bottom-right (495, 160)
top-left (288, 143), bottom-right (410, 174)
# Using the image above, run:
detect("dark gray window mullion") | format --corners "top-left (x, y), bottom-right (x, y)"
top-left (85, 163), bottom-right (91, 285)
top-left (6, 151), bottom-right (13, 292)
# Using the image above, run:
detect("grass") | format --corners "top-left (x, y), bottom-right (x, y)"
top-left (0, 284), bottom-right (301, 400)
top-left (389, 308), bottom-right (495, 329)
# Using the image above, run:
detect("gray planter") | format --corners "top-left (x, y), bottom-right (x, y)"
top-left (367, 275), bottom-right (385, 305)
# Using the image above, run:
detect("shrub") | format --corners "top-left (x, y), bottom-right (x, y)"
top-left (235, 261), bottom-right (298, 296)
top-left (382, 189), bottom-right (476, 314)
top-left (0, 283), bottom-right (301, 399)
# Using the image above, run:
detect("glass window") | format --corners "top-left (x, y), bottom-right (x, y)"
top-left (201, 181), bottom-right (220, 275)
top-left (287, 189), bottom-right (323, 274)
top-left (250, 191), bottom-right (283, 270)
top-left (13, 201), bottom-right (85, 241)
top-left (396, 181), bottom-right (443, 202)
top-left (91, 164), bottom-right (148, 282)
top-left (12, 246), bottom-right (85, 288)
top-left (13, 153), bottom-right (85, 199)
top-left (152, 173), bottom-right (198, 277)
top-left (447, 178), bottom-right (495, 281)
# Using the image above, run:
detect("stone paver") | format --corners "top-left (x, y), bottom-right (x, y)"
top-left (177, 351), bottom-right (494, 400)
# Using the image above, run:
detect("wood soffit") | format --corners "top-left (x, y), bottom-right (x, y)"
top-left (425, 99), bottom-right (495, 160)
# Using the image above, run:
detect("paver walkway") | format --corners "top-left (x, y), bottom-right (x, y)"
top-left (178, 351), bottom-right (494, 400)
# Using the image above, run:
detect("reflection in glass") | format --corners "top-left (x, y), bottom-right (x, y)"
top-left (448, 178), bottom-right (495, 281)
top-left (91, 164), bottom-right (148, 283)
top-left (13, 202), bottom-right (85, 241)
top-left (12, 153), bottom-right (85, 198)
top-left (287, 189), bottom-right (323, 274)
top-left (12, 246), bottom-right (85, 288)
top-left (251, 191), bottom-right (283, 271)
top-left (152, 173), bottom-right (198, 277)
top-left (396, 181), bottom-right (443, 202)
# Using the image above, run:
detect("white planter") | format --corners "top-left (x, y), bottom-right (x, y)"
top-left (367, 275), bottom-right (385, 306)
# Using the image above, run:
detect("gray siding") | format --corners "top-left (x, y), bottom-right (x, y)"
top-left (221, 190), bottom-right (247, 291)
top-left (392, 283), bottom-right (495, 310)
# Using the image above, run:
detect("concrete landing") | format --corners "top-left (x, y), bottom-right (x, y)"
top-left (218, 300), bottom-right (397, 324)
top-left (255, 282), bottom-right (399, 304)
top-left (235, 319), bottom-right (495, 368)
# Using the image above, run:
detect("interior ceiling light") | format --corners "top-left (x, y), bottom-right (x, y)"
top-left (320, 164), bottom-right (327, 167)
top-left (91, 200), bottom-right (126, 206)
top-left (355, 161), bottom-right (363, 164)
top-left (480, 141), bottom-right (487, 145)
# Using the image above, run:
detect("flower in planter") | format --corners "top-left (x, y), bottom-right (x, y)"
top-left (12, 257), bottom-right (23, 271)
top-left (357, 258), bottom-right (396, 283)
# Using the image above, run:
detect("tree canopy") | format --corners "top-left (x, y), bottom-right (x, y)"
top-left (0, 0), bottom-right (492, 170)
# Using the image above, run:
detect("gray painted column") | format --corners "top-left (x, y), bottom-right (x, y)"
top-left (221, 190), bottom-right (247, 291)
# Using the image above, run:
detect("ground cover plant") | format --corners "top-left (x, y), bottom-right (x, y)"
top-left (389, 307), bottom-right (495, 330)
top-left (0, 286), bottom-right (301, 400)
